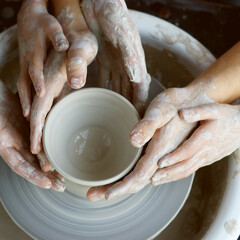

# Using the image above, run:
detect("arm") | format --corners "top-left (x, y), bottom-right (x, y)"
top-left (189, 41), bottom-right (240, 103)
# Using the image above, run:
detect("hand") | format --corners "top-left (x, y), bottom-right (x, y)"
top-left (151, 103), bottom-right (240, 184)
top-left (0, 80), bottom-right (65, 191)
top-left (87, 86), bottom-right (213, 201)
top-left (81, 0), bottom-right (151, 115)
top-left (53, 0), bottom-right (98, 89)
top-left (17, 0), bottom-right (69, 118)
top-left (30, 49), bottom-right (68, 156)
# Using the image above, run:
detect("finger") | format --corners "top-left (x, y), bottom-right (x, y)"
top-left (52, 170), bottom-right (64, 182)
top-left (28, 55), bottom-right (45, 97)
top-left (132, 75), bottom-right (151, 116)
top-left (121, 71), bottom-right (132, 102)
top-left (129, 102), bottom-right (176, 147)
top-left (98, 63), bottom-right (111, 89)
top-left (152, 157), bottom-right (199, 185)
top-left (95, 0), bottom-right (141, 83)
top-left (67, 57), bottom-right (87, 89)
top-left (1, 148), bottom-right (51, 188)
top-left (54, 82), bottom-right (71, 103)
top-left (37, 150), bottom-right (54, 172)
top-left (47, 172), bottom-right (66, 192)
top-left (158, 123), bottom-right (209, 168)
top-left (67, 32), bottom-right (98, 89)
top-left (106, 115), bottom-right (194, 200)
top-left (81, 0), bottom-right (100, 36)
top-left (42, 15), bottom-right (69, 51)
top-left (17, 63), bottom-right (32, 118)
top-left (112, 72), bottom-right (121, 94)
top-left (105, 153), bottom-right (157, 200)
top-left (18, 148), bottom-right (36, 165)
top-left (180, 103), bottom-right (221, 123)
top-left (106, 177), bottom-right (150, 200)
top-left (30, 94), bottom-right (53, 154)
top-left (87, 183), bottom-right (115, 201)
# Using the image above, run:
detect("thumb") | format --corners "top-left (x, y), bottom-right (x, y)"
top-left (129, 102), bottom-right (176, 147)
top-left (42, 15), bottom-right (69, 52)
top-left (180, 103), bottom-right (220, 123)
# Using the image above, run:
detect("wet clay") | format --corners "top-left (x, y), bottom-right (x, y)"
top-left (144, 44), bottom-right (194, 88)
top-left (224, 219), bottom-right (240, 236)
top-left (156, 159), bottom-right (228, 240)
top-left (154, 24), bottom-right (214, 65)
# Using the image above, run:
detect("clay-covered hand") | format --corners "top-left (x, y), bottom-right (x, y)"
top-left (30, 49), bottom-right (68, 157)
top-left (81, 0), bottom-right (151, 115)
top-left (54, 0), bottom-right (98, 89)
top-left (0, 80), bottom-right (65, 191)
top-left (87, 87), bottom-right (213, 201)
top-left (152, 103), bottom-right (240, 184)
top-left (17, 0), bottom-right (69, 118)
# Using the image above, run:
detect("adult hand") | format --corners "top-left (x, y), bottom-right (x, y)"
top-left (81, 0), bottom-right (151, 115)
top-left (17, 0), bottom-right (69, 118)
top-left (30, 49), bottom-right (67, 156)
top-left (0, 80), bottom-right (65, 191)
top-left (87, 86), bottom-right (213, 201)
top-left (152, 103), bottom-right (240, 184)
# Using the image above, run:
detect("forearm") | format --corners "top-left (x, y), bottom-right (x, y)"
top-left (188, 41), bottom-right (240, 103)
top-left (51, 0), bottom-right (88, 33)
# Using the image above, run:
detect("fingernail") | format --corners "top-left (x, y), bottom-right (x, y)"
top-left (179, 109), bottom-right (195, 123)
top-left (130, 130), bottom-right (143, 147)
top-left (31, 142), bottom-right (41, 155)
top-left (130, 129), bottom-right (150, 148)
top-left (70, 76), bottom-right (84, 89)
top-left (54, 178), bottom-right (66, 192)
top-left (56, 39), bottom-right (69, 51)
top-left (23, 105), bottom-right (30, 118)
top-left (87, 188), bottom-right (104, 201)
top-left (36, 86), bottom-right (45, 98)
top-left (42, 177), bottom-right (52, 189)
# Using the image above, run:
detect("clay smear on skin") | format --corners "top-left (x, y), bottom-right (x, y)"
top-left (82, 0), bottom-right (150, 110)
top-left (20, 3), bottom-right (46, 58)
top-left (92, 0), bottom-right (148, 83)
top-left (58, 6), bottom-right (98, 67)
top-left (6, 148), bottom-right (45, 185)
top-left (224, 219), bottom-right (240, 236)
top-left (154, 23), bottom-right (215, 65)
top-left (30, 51), bottom-right (66, 152)
top-left (57, 6), bottom-right (75, 28)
